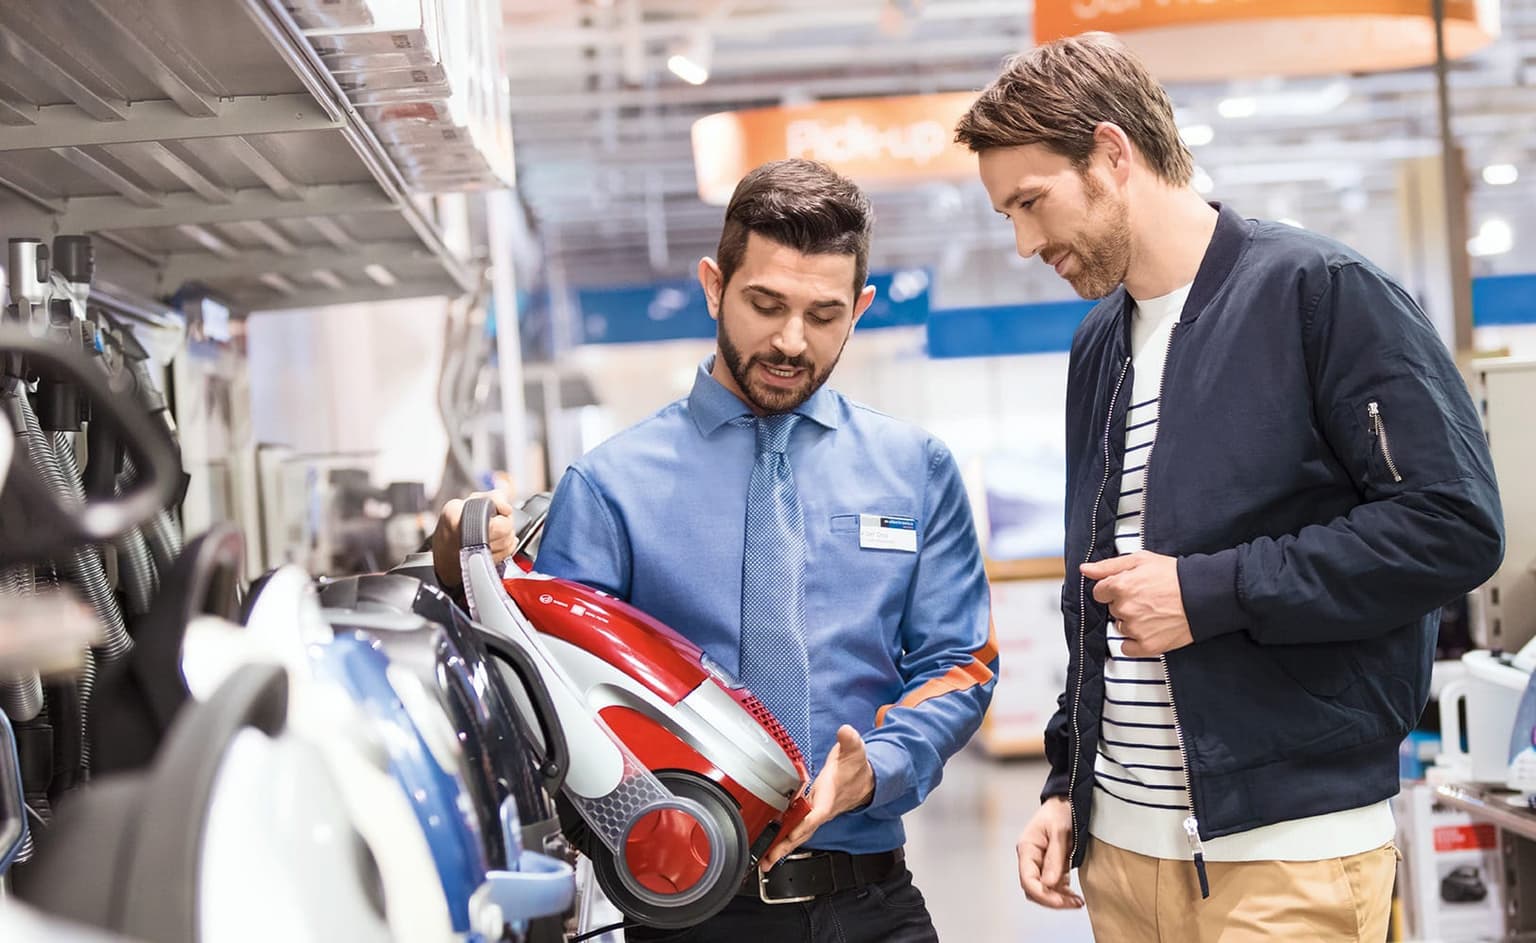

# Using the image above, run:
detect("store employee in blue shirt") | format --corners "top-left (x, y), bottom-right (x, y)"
top-left (432, 159), bottom-right (996, 943)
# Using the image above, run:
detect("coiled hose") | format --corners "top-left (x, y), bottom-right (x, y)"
top-left (109, 469), bottom-right (159, 618)
top-left (24, 413), bottom-right (132, 664)
top-left (0, 564), bottom-right (44, 722)
top-left (123, 455), bottom-right (183, 571)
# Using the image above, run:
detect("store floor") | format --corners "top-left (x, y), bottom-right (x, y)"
top-left (905, 748), bottom-right (1094, 942)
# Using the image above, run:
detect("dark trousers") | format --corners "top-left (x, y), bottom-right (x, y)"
top-left (624, 867), bottom-right (939, 943)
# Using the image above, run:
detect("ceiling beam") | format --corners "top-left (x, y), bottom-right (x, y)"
top-left (0, 22), bottom-right (128, 121)
top-left (55, 182), bottom-right (393, 232)
top-left (238, 280), bottom-right (462, 314)
top-left (51, 146), bottom-right (163, 207)
top-left (502, 0), bottom-right (1028, 49)
top-left (223, 136), bottom-right (305, 200)
top-left (0, 94), bottom-right (338, 152)
top-left (125, 142), bottom-right (233, 203)
top-left (159, 244), bottom-right (435, 286)
top-left (80, 0), bottom-right (220, 117)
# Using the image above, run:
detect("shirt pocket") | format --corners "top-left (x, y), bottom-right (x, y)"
top-left (825, 507), bottom-right (921, 552)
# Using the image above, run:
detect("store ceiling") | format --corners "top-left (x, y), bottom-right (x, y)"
top-left (503, 0), bottom-right (1536, 300)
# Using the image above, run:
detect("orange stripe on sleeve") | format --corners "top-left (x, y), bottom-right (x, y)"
top-left (875, 616), bottom-right (999, 727)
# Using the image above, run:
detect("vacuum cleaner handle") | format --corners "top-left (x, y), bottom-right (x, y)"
top-left (0, 325), bottom-right (180, 562)
top-left (118, 663), bottom-right (289, 943)
top-left (460, 494), bottom-right (533, 554)
top-left (477, 627), bottom-right (570, 795)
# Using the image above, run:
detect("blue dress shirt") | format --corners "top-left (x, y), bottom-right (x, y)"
top-left (536, 356), bottom-right (997, 855)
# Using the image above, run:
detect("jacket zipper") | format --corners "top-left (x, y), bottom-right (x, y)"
top-left (1070, 355), bottom-right (1132, 868)
top-left (1367, 401), bottom-right (1403, 483)
top-left (1139, 322), bottom-right (1210, 899)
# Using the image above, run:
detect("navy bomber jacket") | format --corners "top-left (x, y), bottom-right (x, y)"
top-left (1043, 203), bottom-right (1505, 866)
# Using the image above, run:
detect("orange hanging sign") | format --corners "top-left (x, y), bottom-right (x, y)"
top-left (690, 92), bottom-right (979, 205)
top-left (1034, 0), bottom-right (1498, 80)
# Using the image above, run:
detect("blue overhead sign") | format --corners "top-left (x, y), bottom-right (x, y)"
top-left (577, 271), bottom-right (1535, 352)
top-left (926, 299), bottom-right (1095, 359)
top-left (576, 268), bottom-right (933, 345)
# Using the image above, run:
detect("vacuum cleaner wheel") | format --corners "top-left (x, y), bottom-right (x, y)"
top-left (589, 771), bottom-right (748, 931)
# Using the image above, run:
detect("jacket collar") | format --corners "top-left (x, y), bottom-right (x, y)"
top-left (687, 354), bottom-right (840, 437)
top-left (1113, 201), bottom-right (1253, 350)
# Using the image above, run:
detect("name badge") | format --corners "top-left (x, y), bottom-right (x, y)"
top-left (859, 514), bottom-right (917, 552)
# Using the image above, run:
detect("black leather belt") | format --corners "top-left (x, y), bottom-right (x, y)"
top-left (742, 848), bottom-right (905, 904)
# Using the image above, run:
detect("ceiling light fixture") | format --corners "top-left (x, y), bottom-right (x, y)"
top-left (1179, 124), bottom-right (1214, 147)
top-left (667, 30), bottom-right (713, 86)
top-left (364, 264), bottom-right (399, 287)
top-left (1482, 163), bottom-right (1519, 186)
top-left (1468, 219), bottom-right (1513, 257)
top-left (1217, 97), bottom-right (1257, 119)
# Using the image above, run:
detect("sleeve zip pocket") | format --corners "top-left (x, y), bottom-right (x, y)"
top-left (1367, 401), bottom-right (1404, 483)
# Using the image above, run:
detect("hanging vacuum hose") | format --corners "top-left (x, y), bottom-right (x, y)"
top-left (31, 420), bottom-right (131, 663)
top-left (123, 454), bottom-right (182, 571)
top-left (0, 671), bottom-right (43, 724)
top-left (0, 566), bottom-right (45, 723)
top-left (109, 471), bottom-right (158, 618)
top-left (15, 393), bottom-right (124, 780)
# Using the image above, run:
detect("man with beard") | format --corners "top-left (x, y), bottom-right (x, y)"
top-left (429, 158), bottom-right (995, 942)
top-left (954, 34), bottom-right (1503, 943)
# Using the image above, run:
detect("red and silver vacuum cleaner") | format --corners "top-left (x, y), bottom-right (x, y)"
top-left (456, 496), bottom-right (813, 929)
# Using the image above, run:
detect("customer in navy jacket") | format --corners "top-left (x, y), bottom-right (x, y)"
top-left (955, 33), bottom-right (1503, 943)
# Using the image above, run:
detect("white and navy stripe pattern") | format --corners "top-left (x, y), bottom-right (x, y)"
top-left (1094, 382), bottom-right (1190, 814)
top-left (1088, 286), bottom-right (1197, 859)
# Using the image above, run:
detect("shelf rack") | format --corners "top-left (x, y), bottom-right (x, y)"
top-left (0, 0), bottom-right (477, 313)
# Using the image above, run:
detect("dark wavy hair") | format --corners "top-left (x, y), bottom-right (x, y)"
top-left (716, 158), bottom-right (874, 295)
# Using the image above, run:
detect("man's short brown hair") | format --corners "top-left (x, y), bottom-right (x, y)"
top-left (716, 158), bottom-right (873, 296)
top-left (955, 34), bottom-right (1194, 187)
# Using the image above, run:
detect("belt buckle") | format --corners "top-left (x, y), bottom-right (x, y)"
top-left (758, 852), bottom-right (818, 905)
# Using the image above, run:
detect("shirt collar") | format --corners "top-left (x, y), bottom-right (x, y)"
top-left (688, 354), bottom-right (840, 437)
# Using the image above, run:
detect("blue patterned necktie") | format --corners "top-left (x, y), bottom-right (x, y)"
top-left (736, 412), bottom-right (813, 770)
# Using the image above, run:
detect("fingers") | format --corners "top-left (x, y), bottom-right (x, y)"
top-left (1080, 553), bottom-right (1138, 581)
top-left (835, 724), bottom-right (864, 753)
top-left (761, 804), bottom-right (827, 871)
top-left (1091, 575), bottom-right (1119, 605)
top-left (485, 490), bottom-right (517, 517)
top-left (1040, 818), bottom-right (1071, 890)
top-left (487, 513), bottom-right (518, 562)
top-left (1017, 827), bottom-right (1069, 908)
top-left (1019, 832), bottom-right (1084, 909)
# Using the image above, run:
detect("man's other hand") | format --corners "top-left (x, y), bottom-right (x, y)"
top-left (759, 725), bottom-right (876, 871)
top-left (430, 490), bottom-right (518, 588)
top-left (1017, 796), bottom-right (1084, 909)
top-left (1081, 551), bottom-right (1193, 657)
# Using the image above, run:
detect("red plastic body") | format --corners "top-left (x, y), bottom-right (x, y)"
top-left (503, 577), bottom-right (709, 706)
top-left (505, 574), bottom-right (815, 875)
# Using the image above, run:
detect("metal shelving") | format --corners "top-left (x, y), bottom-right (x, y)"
top-left (0, 0), bottom-right (477, 313)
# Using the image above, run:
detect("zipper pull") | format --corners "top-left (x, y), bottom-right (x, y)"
top-left (1367, 400), bottom-right (1380, 434)
top-left (1184, 815), bottom-right (1210, 899)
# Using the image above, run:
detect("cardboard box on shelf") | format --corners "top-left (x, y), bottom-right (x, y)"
top-left (1395, 783), bottom-right (1506, 942)
top-left (978, 572), bottom-right (1066, 758)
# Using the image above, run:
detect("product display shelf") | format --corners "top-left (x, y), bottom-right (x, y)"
top-left (0, 0), bottom-right (475, 313)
